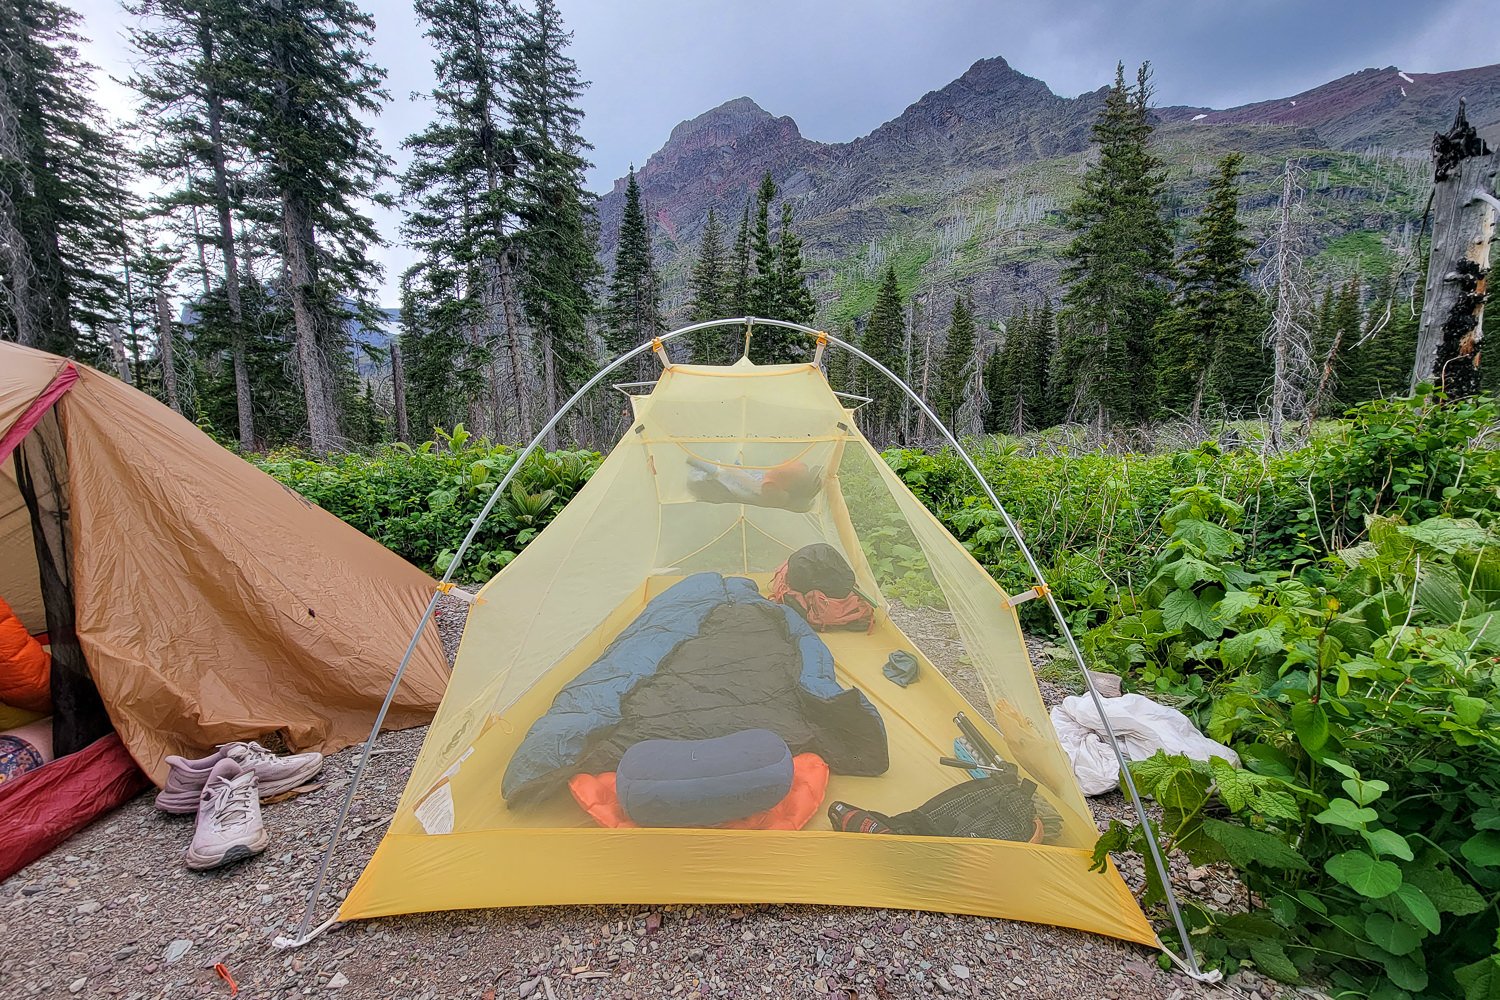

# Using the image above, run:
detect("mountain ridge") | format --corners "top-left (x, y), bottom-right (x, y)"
top-left (597, 56), bottom-right (1500, 324)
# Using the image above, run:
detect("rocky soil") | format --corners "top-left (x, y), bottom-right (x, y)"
top-left (1, 595), bottom-right (1316, 1000)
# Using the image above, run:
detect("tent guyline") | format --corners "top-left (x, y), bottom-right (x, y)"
top-left (283, 318), bottom-right (1210, 980)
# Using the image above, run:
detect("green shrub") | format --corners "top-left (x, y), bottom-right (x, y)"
top-left (252, 425), bottom-right (600, 583)
top-left (1090, 501), bottom-right (1500, 997)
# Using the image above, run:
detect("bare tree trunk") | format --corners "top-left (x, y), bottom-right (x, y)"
top-left (282, 192), bottom-right (339, 452)
top-left (1414, 102), bottom-right (1499, 397)
top-left (496, 251), bottom-right (531, 439)
top-left (542, 341), bottom-right (559, 451)
top-left (198, 23), bottom-right (255, 450)
top-left (1307, 327), bottom-right (1345, 425)
top-left (390, 336), bottom-right (410, 444)
top-left (1263, 160), bottom-right (1313, 452)
top-left (107, 323), bottom-right (134, 385)
top-left (155, 283), bottom-right (181, 413)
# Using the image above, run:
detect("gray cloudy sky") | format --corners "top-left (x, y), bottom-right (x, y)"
top-left (71, 0), bottom-right (1499, 302)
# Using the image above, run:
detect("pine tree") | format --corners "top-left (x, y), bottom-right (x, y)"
top-left (728, 201), bottom-right (752, 317)
top-left (605, 168), bottom-right (661, 379)
top-left (689, 207), bottom-right (729, 363)
top-left (937, 295), bottom-right (976, 426)
top-left (988, 300), bottom-right (1056, 434)
top-left (507, 0), bottom-right (597, 429)
top-left (126, 0), bottom-right (262, 447)
top-left (234, 0), bottom-right (393, 452)
top-left (0, 0), bottom-right (127, 355)
top-left (1151, 153), bottom-right (1266, 419)
top-left (400, 0), bottom-right (526, 440)
top-left (762, 201), bottom-right (817, 362)
top-left (859, 266), bottom-right (906, 442)
top-left (748, 172), bottom-right (778, 317)
top-left (1339, 279), bottom-right (1420, 403)
top-left (1055, 62), bottom-right (1173, 426)
top-left (1309, 278), bottom-right (1362, 416)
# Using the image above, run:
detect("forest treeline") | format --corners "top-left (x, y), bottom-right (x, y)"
top-left (1, 2), bottom-right (1437, 452)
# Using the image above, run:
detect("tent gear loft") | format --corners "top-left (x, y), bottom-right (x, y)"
top-left (286, 318), bottom-right (1209, 980)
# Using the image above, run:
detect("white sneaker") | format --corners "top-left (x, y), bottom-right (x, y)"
top-left (156, 740), bottom-right (324, 814)
top-left (185, 759), bottom-right (269, 870)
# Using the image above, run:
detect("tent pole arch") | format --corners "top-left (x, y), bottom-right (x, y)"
top-left (285, 318), bottom-right (1205, 978)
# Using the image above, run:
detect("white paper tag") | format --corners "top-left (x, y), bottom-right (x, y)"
top-left (414, 782), bottom-right (455, 835)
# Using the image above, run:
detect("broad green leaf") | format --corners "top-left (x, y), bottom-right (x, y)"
top-left (1201, 818), bottom-right (1309, 871)
top-left (1475, 807), bottom-right (1500, 831)
top-left (1294, 889), bottom-right (1328, 914)
top-left (1341, 776), bottom-right (1390, 806)
top-left (1383, 953), bottom-right (1429, 993)
top-left (1160, 588), bottom-right (1221, 637)
top-left (1362, 827), bottom-right (1414, 861)
top-left (1249, 940), bottom-right (1299, 982)
top-left (1399, 518), bottom-right (1493, 555)
top-left (1314, 798), bottom-right (1377, 831)
top-left (1463, 831), bottom-right (1500, 868)
top-left (1325, 850), bottom-right (1402, 898)
top-left (1455, 955), bottom-right (1500, 1000)
top-left (1453, 695), bottom-right (1489, 728)
top-left (1209, 757), bottom-right (1255, 812)
top-left (1291, 702), bottom-right (1330, 752)
top-left (1406, 867), bottom-right (1486, 915)
top-left (1214, 589), bottom-right (1261, 620)
top-left (1365, 912), bottom-right (1424, 956)
top-left (1392, 883), bottom-right (1442, 935)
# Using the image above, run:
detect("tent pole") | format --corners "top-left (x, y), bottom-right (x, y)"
top-left (285, 318), bottom-right (1206, 977)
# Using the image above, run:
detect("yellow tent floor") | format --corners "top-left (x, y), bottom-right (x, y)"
top-left (341, 577), bottom-right (1156, 948)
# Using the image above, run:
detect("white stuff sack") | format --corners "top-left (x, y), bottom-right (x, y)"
top-left (1049, 692), bottom-right (1239, 796)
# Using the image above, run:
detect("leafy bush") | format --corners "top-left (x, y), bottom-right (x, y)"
top-left (253, 425), bottom-right (599, 582)
top-left (1090, 499), bottom-right (1500, 997)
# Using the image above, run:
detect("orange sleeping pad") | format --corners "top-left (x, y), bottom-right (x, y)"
top-left (569, 753), bottom-right (830, 830)
top-left (0, 596), bottom-right (51, 715)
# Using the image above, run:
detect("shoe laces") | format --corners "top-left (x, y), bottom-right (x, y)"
top-left (203, 773), bottom-right (258, 829)
top-left (223, 740), bottom-right (276, 765)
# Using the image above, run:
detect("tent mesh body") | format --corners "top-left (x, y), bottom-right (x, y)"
top-left (345, 360), bottom-right (1154, 945)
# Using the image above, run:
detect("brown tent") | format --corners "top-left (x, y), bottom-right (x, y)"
top-left (1, 341), bottom-right (447, 784)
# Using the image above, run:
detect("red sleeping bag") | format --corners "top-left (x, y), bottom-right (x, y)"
top-left (570, 753), bottom-right (830, 831)
top-left (0, 733), bottom-right (149, 881)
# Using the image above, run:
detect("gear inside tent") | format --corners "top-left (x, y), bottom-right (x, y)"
top-left (336, 331), bottom-right (1159, 949)
top-left (0, 341), bottom-right (449, 879)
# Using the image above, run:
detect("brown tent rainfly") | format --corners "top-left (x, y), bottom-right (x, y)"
top-left (1, 341), bottom-right (447, 875)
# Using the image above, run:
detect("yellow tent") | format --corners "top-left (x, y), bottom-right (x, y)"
top-left (297, 321), bottom-right (1194, 965)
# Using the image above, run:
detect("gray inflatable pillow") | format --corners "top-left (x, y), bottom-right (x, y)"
top-left (616, 729), bottom-right (795, 827)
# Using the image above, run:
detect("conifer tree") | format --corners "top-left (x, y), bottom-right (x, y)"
top-left (749, 172), bottom-right (778, 317)
top-left (988, 300), bottom-right (1056, 434)
top-left (400, 0), bottom-right (525, 440)
top-left (689, 207), bottom-right (729, 363)
top-left (937, 295), bottom-right (976, 426)
top-left (1340, 281), bottom-right (1420, 403)
top-left (1309, 278), bottom-right (1363, 415)
top-left (1055, 62), bottom-right (1173, 426)
top-left (757, 201), bottom-right (817, 364)
top-left (859, 266), bottom-right (906, 442)
top-left (507, 0), bottom-right (597, 423)
top-left (728, 201), bottom-right (752, 318)
top-left (234, 0), bottom-right (393, 451)
top-left (0, 0), bottom-right (127, 356)
top-left (126, 0), bottom-right (262, 446)
top-left (605, 168), bottom-right (661, 378)
top-left (1150, 153), bottom-right (1265, 419)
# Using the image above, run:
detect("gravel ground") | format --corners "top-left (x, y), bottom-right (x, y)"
top-left (1, 594), bottom-right (1306, 1000)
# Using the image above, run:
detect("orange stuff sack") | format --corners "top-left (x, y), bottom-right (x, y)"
top-left (569, 753), bottom-right (830, 831)
top-left (0, 597), bottom-right (51, 715)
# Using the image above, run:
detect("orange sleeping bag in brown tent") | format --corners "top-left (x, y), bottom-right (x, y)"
top-left (569, 753), bottom-right (830, 830)
top-left (0, 596), bottom-right (50, 715)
